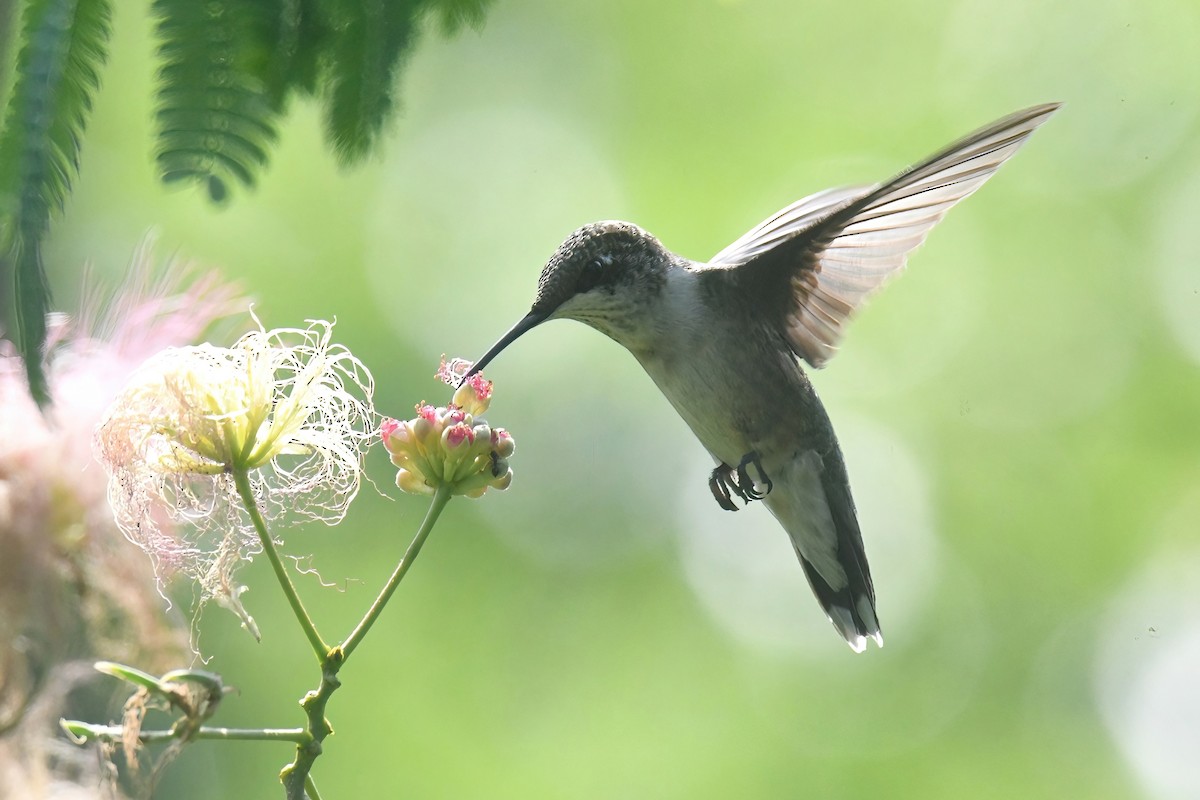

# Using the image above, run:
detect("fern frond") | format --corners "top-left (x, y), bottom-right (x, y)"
top-left (0, 0), bottom-right (113, 406)
top-left (153, 0), bottom-right (281, 201)
top-left (321, 0), bottom-right (422, 166)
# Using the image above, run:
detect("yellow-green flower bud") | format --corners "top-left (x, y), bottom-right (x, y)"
top-left (451, 373), bottom-right (493, 416)
top-left (396, 468), bottom-right (434, 496)
top-left (383, 362), bottom-right (515, 498)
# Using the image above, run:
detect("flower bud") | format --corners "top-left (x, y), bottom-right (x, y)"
top-left (384, 362), bottom-right (515, 498)
top-left (470, 424), bottom-right (492, 455)
top-left (380, 417), bottom-right (409, 451)
top-left (442, 422), bottom-right (475, 450)
top-left (396, 468), bottom-right (434, 496)
top-left (492, 428), bottom-right (515, 459)
top-left (411, 413), bottom-right (435, 444)
top-left (451, 373), bottom-right (493, 416)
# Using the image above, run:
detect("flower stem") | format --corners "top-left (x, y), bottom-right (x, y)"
top-left (279, 486), bottom-right (453, 799)
top-left (233, 468), bottom-right (329, 660)
top-left (340, 484), bottom-right (453, 661)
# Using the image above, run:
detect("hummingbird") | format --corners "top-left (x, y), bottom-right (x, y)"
top-left (464, 103), bottom-right (1060, 651)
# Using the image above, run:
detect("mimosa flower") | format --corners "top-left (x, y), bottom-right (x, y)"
top-left (0, 241), bottom-right (240, 792)
top-left (94, 317), bottom-right (376, 634)
top-left (381, 359), bottom-right (513, 498)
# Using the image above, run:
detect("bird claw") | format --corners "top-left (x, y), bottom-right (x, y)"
top-left (708, 451), bottom-right (773, 511)
top-left (709, 464), bottom-right (740, 511)
top-left (736, 451), bottom-right (773, 500)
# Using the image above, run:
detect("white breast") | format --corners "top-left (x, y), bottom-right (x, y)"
top-left (633, 267), bottom-right (750, 465)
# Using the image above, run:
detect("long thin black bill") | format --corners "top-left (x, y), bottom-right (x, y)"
top-left (463, 309), bottom-right (548, 379)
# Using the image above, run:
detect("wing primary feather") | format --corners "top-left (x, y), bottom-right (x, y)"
top-left (706, 103), bottom-right (1060, 367)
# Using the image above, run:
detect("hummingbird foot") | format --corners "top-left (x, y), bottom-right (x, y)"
top-left (708, 463), bottom-right (741, 512)
top-left (708, 452), bottom-right (774, 511)
top-left (734, 450), bottom-right (773, 501)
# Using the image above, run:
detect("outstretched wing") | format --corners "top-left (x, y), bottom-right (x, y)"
top-left (707, 103), bottom-right (1060, 368)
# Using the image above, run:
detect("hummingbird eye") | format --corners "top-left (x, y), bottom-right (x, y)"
top-left (577, 258), bottom-right (606, 292)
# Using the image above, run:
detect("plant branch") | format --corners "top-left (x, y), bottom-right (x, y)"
top-left (279, 485), bottom-right (453, 799)
top-left (280, 657), bottom-right (339, 800)
top-left (340, 484), bottom-right (452, 660)
top-left (233, 467), bottom-right (329, 660)
top-left (62, 721), bottom-right (309, 744)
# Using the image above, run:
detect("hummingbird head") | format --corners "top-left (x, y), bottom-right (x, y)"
top-left (466, 221), bottom-right (675, 377)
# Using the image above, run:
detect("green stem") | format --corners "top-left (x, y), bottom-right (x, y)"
top-left (281, 660), bottom-right (340, 800)
top-left (305, 774), bottom-right (323, 800)
top-left (64, 722), bottom-right (308, 744)
top-left (279, 486), bottom-right (453, 799)
top-left (340, 484), bottom-right (453, 660)
top-left (232, 468), bottom-right (329, 660)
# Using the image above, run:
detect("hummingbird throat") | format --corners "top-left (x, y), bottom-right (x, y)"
top-left (708, 451), bottom-right (774, 512)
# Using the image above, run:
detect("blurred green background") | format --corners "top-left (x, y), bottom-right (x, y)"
top-left (17, 0), bottom-right (1200, 797)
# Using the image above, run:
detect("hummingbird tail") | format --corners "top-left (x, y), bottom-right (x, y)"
top-left (765, 449), bottom-right (883, 652)
top-left (806, 462), bottom-right (883, 657)
top-left (806, 464), bottom-right (882, 652)
top-left (797, 553), bottom-right (882, 653)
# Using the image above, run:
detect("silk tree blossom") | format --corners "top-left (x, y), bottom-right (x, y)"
top-left (381, 358), bottom-right (514, 498)
top-left (94, 318), bottom-right (376, 633)
top-left (0, 244), bottom-right (241, 796)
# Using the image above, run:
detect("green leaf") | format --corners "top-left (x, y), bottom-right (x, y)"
top-left (0, 0), bottom-right (112, 407)
top-left (153, 0), bottom-right (282, 200)
top-left (160, 668), bottom-right (227, 695)
top-left (94, 660), bottom-right (167, 693)
top-left (216, 0), bottom-right (330, 110)
top-left (320, 0), bottom-right (423, 165)
top-left (428, 0), bottom-right (493, 35)
top-left (9, 239), bottom-right (50, 404)
top-left (258, 0), bottom-right (330, 105)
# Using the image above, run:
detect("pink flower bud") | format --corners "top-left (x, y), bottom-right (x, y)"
top-left (388, 358), bottom-right (515, 498)
top-left (451, 373), bottom-right (493, 415)
top-left (380, 417), bottom-right (411, 454)
top-left (442, 423), bottom-right (475, 450)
